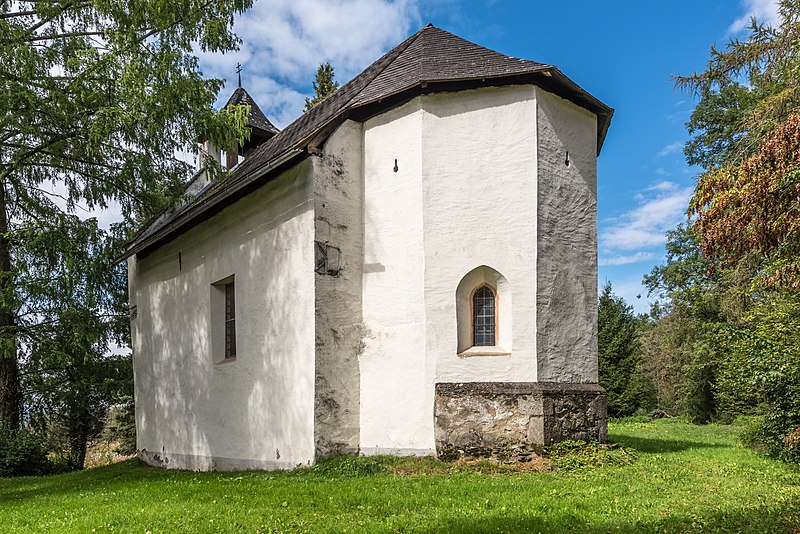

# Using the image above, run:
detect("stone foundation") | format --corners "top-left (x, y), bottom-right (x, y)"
top-left (434, 382), bottom-right (607, 457)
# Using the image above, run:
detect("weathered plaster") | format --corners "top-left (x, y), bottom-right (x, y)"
top-left (314, 119), bottom-right (364, 458)
top-left (138, 449), bottom-right (298, 471)
top-left (130, 161), bottom-right (316, 470)
top-left (535, 87), bottom-right (599, 383)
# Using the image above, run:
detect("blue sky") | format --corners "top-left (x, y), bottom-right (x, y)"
top-left (197, 0), bottom-right (780, 313)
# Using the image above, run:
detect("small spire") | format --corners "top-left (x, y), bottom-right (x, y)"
top-left (236, 62), bottom-right (242, 87)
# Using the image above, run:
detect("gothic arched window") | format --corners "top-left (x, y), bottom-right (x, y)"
top-left (472, 285), bottom-right (496, 346)
top-left (456, 266), bottom-right (511, 355)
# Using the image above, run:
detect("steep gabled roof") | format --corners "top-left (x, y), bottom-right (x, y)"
top-left (225, 87), bottom-right (280, 136)
top-left (350, 24), bottom-right (550, 105)
top-left (123, 24), bottom-right (613, 260)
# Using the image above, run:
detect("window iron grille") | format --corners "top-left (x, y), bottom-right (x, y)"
top-left (473, 286), bottom-right (495, 346)
top-left (224, 281), bottom-right (236, 358)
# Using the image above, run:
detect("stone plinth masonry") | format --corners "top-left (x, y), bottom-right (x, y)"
top-left (434, 382), bottom-right (608, 457)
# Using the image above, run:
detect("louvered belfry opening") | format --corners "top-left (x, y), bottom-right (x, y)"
top-left (472, 286), bottom-right (495, 346)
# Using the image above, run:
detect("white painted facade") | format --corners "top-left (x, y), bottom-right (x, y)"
top-left (130, 83), bottom-right (600, 470)
top-left (130, 162), bottom-right (316, 470)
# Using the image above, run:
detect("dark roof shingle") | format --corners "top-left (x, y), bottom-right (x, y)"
top-left (225, 87), bottom-right (280, 135)
top-left (351, 25), bottom-right (550, 105)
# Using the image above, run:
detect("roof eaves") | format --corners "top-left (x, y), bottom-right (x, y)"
top-left (547, 68), bottom-right (614, 153)
top-left (123, 166), bottom-right (208, 247)
top-left (119, 148), bottom-right (306, 262)
top-left (344, 66), bottom-right (612, 153)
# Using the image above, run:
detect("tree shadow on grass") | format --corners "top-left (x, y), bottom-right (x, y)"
top-left (609, 435), bottom-right (728, 454)
top-left (1, 457), bottom-right (317, 506)
top-left (419, 504), bottom-right (800, 533)
top-left (0, 459), bottom-right (181, 504)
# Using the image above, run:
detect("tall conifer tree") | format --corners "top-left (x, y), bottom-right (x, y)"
top-left (305, 62), bottom-right (339, 111)
top-left (0, 0), bottom-right (252, 429)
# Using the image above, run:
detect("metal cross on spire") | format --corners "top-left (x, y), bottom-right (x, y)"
top-left (236, 63), bottom-right (242, 87)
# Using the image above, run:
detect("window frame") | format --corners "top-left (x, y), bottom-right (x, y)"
top-left (223, 280), bottom-right (236, 360)
top-left (469, 282), bottom-right (499, 348)
top-left (211, 274), bottom-right (237, 364)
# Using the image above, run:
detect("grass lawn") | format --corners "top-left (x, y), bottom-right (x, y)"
top-left (2, 419), bottom-right (800, 533)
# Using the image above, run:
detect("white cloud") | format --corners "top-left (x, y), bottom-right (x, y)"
top-left (198, 0), bottom-right (421, 127)
top-left (247, 75), bottom-right (308, 128)
top-left (729, 0), bottom-right (780, 34)
top-left (666, 109), bottom-right (691, 125)
top-left (647, 180), bottom-right (678, 192)
top-left (599, 251), bottom-right (656, 267)
top-left (601, 182), bottom-right (693, 251)
top-left (658, 141), bottom-right (683, 157)
top-left (39, 180), bottom-right (123, 230)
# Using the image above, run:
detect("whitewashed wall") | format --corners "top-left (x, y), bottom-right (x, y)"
top-left (130, 161), bottom-right (316, 470)
top-left (358, 85), bottom-right (578, 455)
top-left (423, 86), bottom-right (539, 385)
top-left (535, 88), bottom-right (599, 383)
top-left (360, 98), bottom-right (430, 455)
top-left (314, 120), bottom-right (365, 457)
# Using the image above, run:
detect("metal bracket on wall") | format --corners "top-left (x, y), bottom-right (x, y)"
top-left (315, 241), bottom-right (342, 276)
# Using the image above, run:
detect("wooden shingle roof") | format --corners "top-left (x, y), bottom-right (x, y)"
top-left (123, 24), bottom-right (613, 260)
top-left (225, 87), bottom-right (280, 136)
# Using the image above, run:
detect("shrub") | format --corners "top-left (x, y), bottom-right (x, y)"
top-left (719, 295), bottom-right (800, 462)
top-left (0, 425), bottom-right (49, 477)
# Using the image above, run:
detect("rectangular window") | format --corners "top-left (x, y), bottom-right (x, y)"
top-left (211, 275), bottom-right (237, 363)
top-left (224, 281), bottom-right (236, 359)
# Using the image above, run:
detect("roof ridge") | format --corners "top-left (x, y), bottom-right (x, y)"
top-left (305, 25), bottom-right (429, 129)
top-left (425, 25), bottom-right (550, 70)
top-left (224, 25), bottom-right (429, 181)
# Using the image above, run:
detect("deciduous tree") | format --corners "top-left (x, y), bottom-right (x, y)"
top-left (676, 0), bottom-right (800, 288)
top-left (642, 225), bottom-right (725, 423)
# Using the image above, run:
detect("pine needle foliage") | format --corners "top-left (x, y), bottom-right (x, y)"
top-left (0, 0), bottom-right (252, 467)
top-left (598, 283), bottom-right (655, 417)
top-left (676, 0), bottom-right (800, 289)
top-left (304, 62), bottom-right (339, 111)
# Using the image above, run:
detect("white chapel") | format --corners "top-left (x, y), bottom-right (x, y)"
top-left (122, 24), bottom-right (614, 471)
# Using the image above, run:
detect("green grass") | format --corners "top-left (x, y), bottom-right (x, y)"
top-left (2, 419), bottom-right (799, 532)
